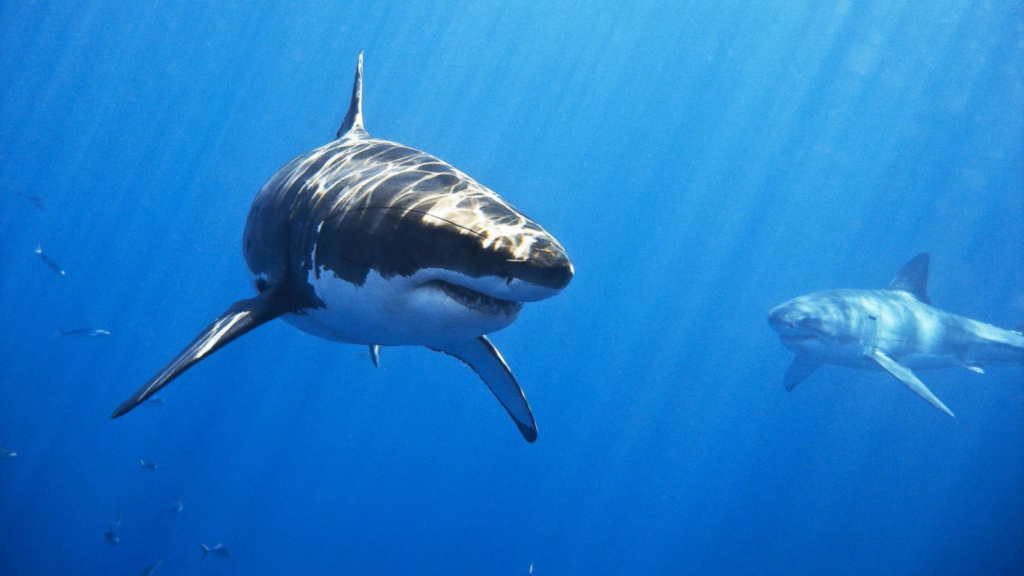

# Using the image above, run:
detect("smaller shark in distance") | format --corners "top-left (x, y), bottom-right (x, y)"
top-left (138, 559), bottom-right (161, 576)
top-left (768, 254), bottom-right (1024, 416)
top-left (58, 328), bottom-right (111, 338)
top-left (104, 512), bottom-right (122, 545)
top-left (139, 459), bottom-right (157, 472)
top-left (34, 245), bottom-right (65, 276)
top-left (0, 444), bottom-right (17, 458)
top-left (16, 190), bottom-right (45, 210)
top-left (200, 543), bottom-right (230, 559)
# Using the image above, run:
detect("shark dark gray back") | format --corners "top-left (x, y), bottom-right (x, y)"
top-left (113, 53), bottom-right (573, 442)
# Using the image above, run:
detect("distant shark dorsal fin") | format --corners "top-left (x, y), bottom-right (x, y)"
top-left (887, 253), bottom-right (931, 304)
top-left (336, 51), bottom-right (366, 139)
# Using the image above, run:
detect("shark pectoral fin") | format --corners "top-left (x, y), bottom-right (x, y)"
top-left (961, 363), bottom-right (984, 375)
top-left (430, 336), bottom-right (538, 443)
top-left (369, 344), bottom-right (381, 368)
top-left (111, 290), bottom-right (288, 419)
top-left (784, 356), bottom-right (821, 392)
top-left (871, 350), bottom-right (954, 417)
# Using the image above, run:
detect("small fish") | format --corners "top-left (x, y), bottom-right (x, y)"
top-left (34, 245), bottom-right (65, 275)
top-left (104, 512), bottom-right (122, 545)
top-left (200, 542), bottom-right (230, 559)
top-left (172, 498), bottom-right (183, 514)
top-left (139, 459), bottom-right (157, 471)
top-left (142, 397), bottom-right (167, 408)
top-left (0, 445), bottom-right (17, 458)
top-left (138, 559), bottom-right (161, 576)
top-left (16, 190), bottom-right (45, 210)
top-left (58, 328), bottom-right (111, 337)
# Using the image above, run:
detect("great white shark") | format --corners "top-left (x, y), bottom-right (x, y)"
top-left (768, 253), bottom-right (1024, 416)
top-left (111, 53), bottom-right (573, 441)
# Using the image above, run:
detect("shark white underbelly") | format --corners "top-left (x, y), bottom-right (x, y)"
top-left (111, 53), bottom-right (573, 442)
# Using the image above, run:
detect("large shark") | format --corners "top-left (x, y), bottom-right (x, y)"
top-left (768, 254), bottom-right (1024, 416)
top-left (111, 53), bottom-right (573, 441)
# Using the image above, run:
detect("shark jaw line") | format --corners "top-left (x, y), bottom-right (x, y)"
top-left (425, 279), bottom-right (524, 316)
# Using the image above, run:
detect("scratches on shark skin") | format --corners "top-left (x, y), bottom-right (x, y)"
top-left (768, 253), bottom-right (1024, 416)
top-left (113, 53), bottom-right (573, 442)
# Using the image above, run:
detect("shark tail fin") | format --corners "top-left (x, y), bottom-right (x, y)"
top-left (111, 289), bottom-right (288, 419)
top-left (201, 543), bottom-right (209, 559)
top-left (336, 51), bottom-right (366, 138)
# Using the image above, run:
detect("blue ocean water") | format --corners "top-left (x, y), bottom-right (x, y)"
top-left (1, 1), bottom-right (1022, 574)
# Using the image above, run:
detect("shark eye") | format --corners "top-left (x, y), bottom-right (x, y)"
top-left (255, 278), bottom-right (269, 292)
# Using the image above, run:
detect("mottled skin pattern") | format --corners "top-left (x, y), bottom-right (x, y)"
top-left (768, 254), bottom-right (1023, 416)
top-left (770, 289), bottom-right (1024, 370)
top-left (243, 132), bottom-right (570, 312)
top-left (112, 53), bottom-right (571, 442)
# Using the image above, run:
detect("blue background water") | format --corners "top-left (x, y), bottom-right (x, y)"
top-left (1, 1), bottom-right (1022, 574)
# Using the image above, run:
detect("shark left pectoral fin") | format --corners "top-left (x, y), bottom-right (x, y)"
top-left (871, 349), bottom-right (954, 417)
top-left (430, 336), bottom-right (538, 443)
top-left (369, 345), bottom-right (381, 368)
top-left (784, 356), bottom-right (821, 392)
top-left (111, 290), bottom-right (288, 419)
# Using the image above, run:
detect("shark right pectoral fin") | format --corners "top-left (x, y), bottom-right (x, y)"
top-left (111, 290), bottom-right (288, 419)
top-left (871, 349), bottom-right (954, 417)
top-left (784, 356), bottom-right (821, 392)
top-left (430, 336), bottom-right (538, 443)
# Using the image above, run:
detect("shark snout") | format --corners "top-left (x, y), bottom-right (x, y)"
top-left (767, 303), bottom-right (818, 337)
top-left (506, 246), bottom-right (573, 292)
top-left (768, 305), bottom-right (801, 332)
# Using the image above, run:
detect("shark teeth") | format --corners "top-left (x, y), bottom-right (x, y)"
top-left (431, 280), bottom-right (523, 316)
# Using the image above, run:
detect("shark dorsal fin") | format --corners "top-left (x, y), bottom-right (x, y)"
top-left (336, 51), bottom-right (366, 139)
top-left (887, 253), bottom-right (931, 304)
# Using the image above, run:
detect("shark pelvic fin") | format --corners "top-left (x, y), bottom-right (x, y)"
top-left (369, 344), bottom-right (381, 368)
top-left (961, 363), bottom-right (984, 374)
top-left (887, 253), bottom-right (931, 304)
top-left (111, 290), bottom-right (288, 418)
top-left (430, 336), bottom-right (538, 442)
top-left (783, 356), bottom-right (821, 392)
top-left (336, 51), bottom-right (366, 138)
top-left (871, 349), bottom-right (953, 417)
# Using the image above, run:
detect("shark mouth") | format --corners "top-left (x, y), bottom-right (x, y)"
top-left (781, 333), bottom-right (819, 344)
top-left (429, 280), bottom-right (523, 316)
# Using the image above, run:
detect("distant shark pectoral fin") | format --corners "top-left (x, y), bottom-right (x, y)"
top-left (784, 356), bottom-right (821, 392)
top-left (430, 336), bottom-right (538, 443)
top-left (871, 349), bottom-right (954, 417)
top-left (111, 290), bottom-right (288, 419)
